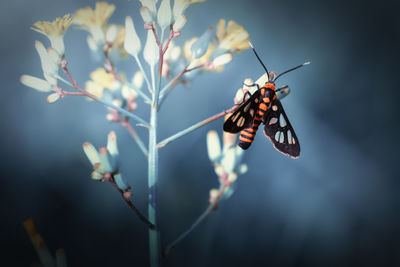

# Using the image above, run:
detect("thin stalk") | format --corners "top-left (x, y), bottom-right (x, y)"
top-left (148, 102), bottom-right (160, 267)
top-left (158, 62), bottom-right (209, 106)
top-left (134, 55), bottom-right (153, 94)
top-left (120, 121), bottom-right (148, 157)
top-left (107, 174), bottom-right (155, 229)
top-left (164, 174), bottom-right (230, 255)
top-left (157, 105), bottom-right (238, 148)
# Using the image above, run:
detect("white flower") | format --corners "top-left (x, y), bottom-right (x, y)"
top-left (31, 14), bottom-right (73, 55)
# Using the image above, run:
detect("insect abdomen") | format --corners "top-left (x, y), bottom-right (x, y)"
top-left (238, 101), bottom-right (267, 149)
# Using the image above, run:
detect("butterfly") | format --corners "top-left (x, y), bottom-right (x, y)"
top-left (223, 42), bottom-right (309, 158)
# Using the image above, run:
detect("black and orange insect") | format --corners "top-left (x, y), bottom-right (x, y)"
top-left (223, 42), bottom-right (309, 158)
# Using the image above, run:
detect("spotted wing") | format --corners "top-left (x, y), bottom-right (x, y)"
top-left (223, 90), bottom-right (260, 133)
top-left (263, 99), bottom-right (300, 158)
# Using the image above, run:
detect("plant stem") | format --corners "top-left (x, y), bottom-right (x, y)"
top-left (108, 174), bottom-right (155, 229)
top-left (120, 121), bottom-right (148, 157)
top-left (164, 203), bottom-right (214, 256)
top-left (157, 105), bottom-right (238, 148)
top-left (164, 174), bottom-right (230, 255)
top-left (148, 102), bottom-right (160, 267)
top-left (134, 55), bottom-right (153, 94)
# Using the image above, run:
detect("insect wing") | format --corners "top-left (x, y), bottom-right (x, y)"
top-left (263, 100), bottom-right (300, 158)
top-left (223, 90), bottom-right (260, 133)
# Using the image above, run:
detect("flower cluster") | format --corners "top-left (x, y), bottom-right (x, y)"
top-left (83, 131), bottom-right (131, 198)
top-left (206, 129), bottom-right (247, 205)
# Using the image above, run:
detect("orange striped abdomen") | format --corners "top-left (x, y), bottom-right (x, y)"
top-left (238, 102), bottom-right (268, 150)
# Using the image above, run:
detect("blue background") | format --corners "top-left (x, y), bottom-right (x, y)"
top-left (1, 0), bottom-right (400, 266)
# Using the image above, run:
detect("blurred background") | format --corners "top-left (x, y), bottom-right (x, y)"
top-left (1, 0), bottom-right (400, 266)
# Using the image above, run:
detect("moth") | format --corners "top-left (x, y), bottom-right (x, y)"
top-left (223, 42), bottom-right (309, 158)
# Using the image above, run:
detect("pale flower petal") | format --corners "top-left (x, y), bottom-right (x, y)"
top-left (143, 30), bottom-right (159, 66)
top-left (20, 75), bottom-right (52, 92)
top-left (212, 53), bottom-right (232, 67)
top-left (207, 130), bottom-right (221, 162)
top-left (139, 0), bottom-right (158, 15)
top-left (99, 147), bottom-right (112, 172)
top-left (172, 15), bottom-right (186, 32)
top-left (221, 147), bottom-right (236, 173)
top-left (107, 131), bottom-right (119, 157)
top-left (132, 71), bottom-right (144, 88)
top-left (83, 142), bottom-right (100, 166)
top-left (46, 93), bottom-right (60, 103)
top-left (124, 16), bottom-right (141, 57)
top-left (106, 25), bottom-right (118, 43)
top-left (157, 0), bottom-right (172, 30)
top-left (140, 7), bottom-right (153, 25)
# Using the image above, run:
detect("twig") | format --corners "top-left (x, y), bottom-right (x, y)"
top-left (120, 121), bottom-right (148, 157)
top-left (157, 105), bottom-right (238, 148)
top-left (107, 173), bottom-right (155, 230)
top-left (164, 173), bottom-right (231, 255)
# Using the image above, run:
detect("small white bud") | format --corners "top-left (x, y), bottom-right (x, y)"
top-left (221, 147), bottom-right (236, 173)
top-left (91, 171), bottom-right (103, 180)
top-left (212, 53), bottom-right (232, 67)
top-left (207, 130), bottom-right (221, 162)
top-left (143, 30), bottom-right (159, 66)
top-left (107, 131), bottom-right (119, 157)
top-left (46, 93), bottom-right (60, 103)
top-left (87, 35), bottom-right (98, 52)
top-left (20, 75), bottom-right (52, 92)
top-left (132, 71), bottom-right (144, 88)
top-left (173, 15), bottom-right (186, 32)
top-left (157, 0), bottom-right (172, 30)
top-left (140, 7), bottom-right (153, 25)
top-left (83, 142), bottom-right (100, 166)
top-left (124, 16), bottom-right (141, 57)
top-left (106, 25), bottom-right (118, 43)
top-left (99, 147), bottom-right (112, 172)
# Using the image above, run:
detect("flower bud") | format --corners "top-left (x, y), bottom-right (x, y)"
top-left (157, 0), bottom-right (172, 30)
top-left (124, 16), bottom-right (141, 57)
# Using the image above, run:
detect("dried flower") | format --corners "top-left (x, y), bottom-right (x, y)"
top-left (31, 14), bottom-right (73, 55)
top-left (73, 2), bottom-right (116, 44)
top-left (216, 19), bottom-right (250, 52)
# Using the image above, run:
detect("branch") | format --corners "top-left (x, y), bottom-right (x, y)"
top-left (106, 173), bottom-right (155, 230)
top-left (164, 173), bottom-right (231, 255)
top-left (157, 105), bottom-right (238, 148)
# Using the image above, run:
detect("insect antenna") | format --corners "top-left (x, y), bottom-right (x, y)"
top-left (249, 42), bottom-right (269, 76)
top-left (274, 61), bottom-right (310, 81)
